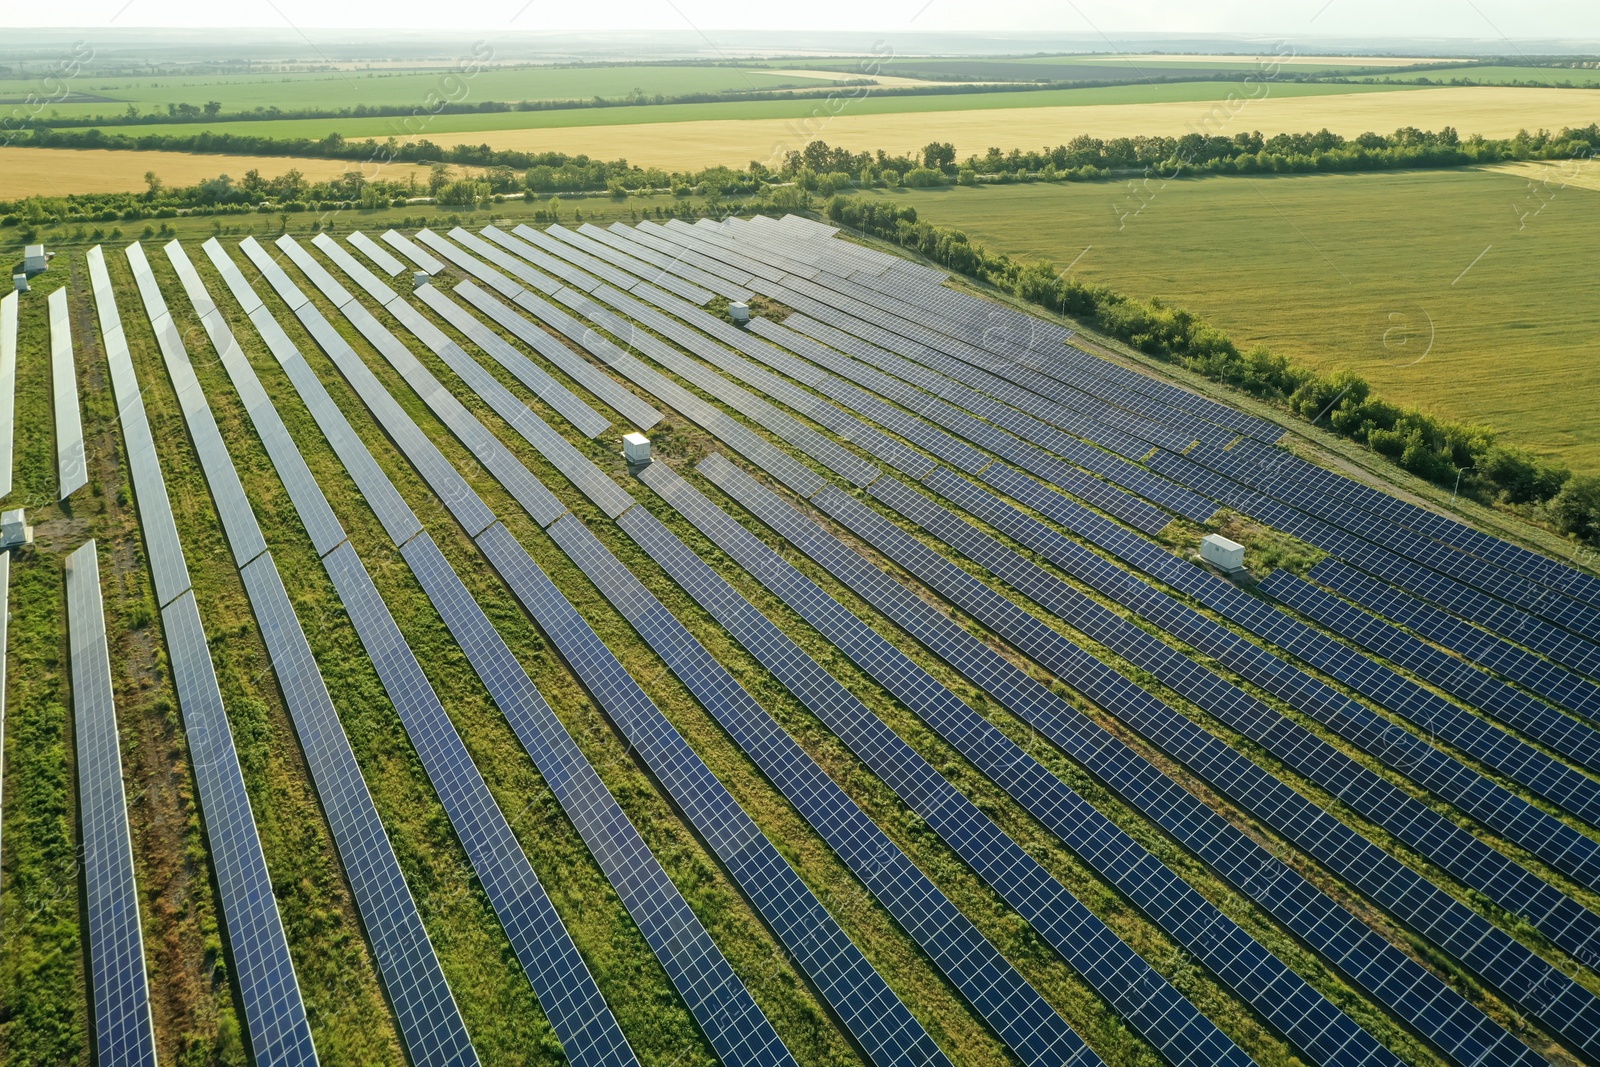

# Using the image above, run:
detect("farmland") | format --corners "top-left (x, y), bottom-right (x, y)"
top-left (854, 167), bottom-right (1600, 469)
top-left (0, 145), bottom-right (439, 197)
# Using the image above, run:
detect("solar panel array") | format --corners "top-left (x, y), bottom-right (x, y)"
top-left (865, 473), bottom-right (1599, 951)
top-left (1147, 448), bottom-right (1600, 681)
top-left (912, 465), bottom-right (1600, 865)
top-left (627, 477), bottom-right (1255, 1067)
top-left (87, 243), bottom-right (318, 1067)
top-left (155, 241), bottom-right (480, 1067)
top-left (48, 287), bottom-right (88, 499)
top-left (641, 461), bottom-right (1395, 1067)
top-left (248, 238), bottom-right (802, 1067)
top-left (1179, 443), bottom-right (1600, 641)
top-left (201, 237), bottom-right (641, 1067)
top-left (305, 233), bottom-right (977, 1067)
top-left (67, 541), bottom-right (159, 1067)
top-left (694, 452), bottom-right (1545, 1067)
top-left (1310, 558), bottom-right (1600, 721)
top-left (49, 214), bottom-right (1600, 1067)
top-left (1260, 569), bottom-right (1600, 772)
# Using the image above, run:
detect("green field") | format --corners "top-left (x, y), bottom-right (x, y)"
top-left (0, 65), bottom-right (849, 120)
top-left (74, 79), bottom-right (1409, 143)
top-left (859, 168), bottom-right (1600, 471)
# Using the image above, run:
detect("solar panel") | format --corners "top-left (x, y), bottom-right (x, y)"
top-left (382, 229), bottom-right (445, 275)
top-left (125, 245), bottom-right (272, 568)
top-left (606, 222), bottom-right (756, 287)
top-left (205, 246), bottom-right (641, 1067)
top-left (640, 461), bottom-right (1393, 1067)
top-left (411, 285), bottom-right (610, 439)
top-left (87, 246), bottom-right (191, 607)
top-left (162, 588), bottom-right (320, 1065)
top-left (348, 231), bottom-right (407, 277)
top-left (0, 292), bottom-right (14, 500)
top-left (328, 539), bottom-right (641, 1067)
top-left (48, 287), bottom-right (88, 499)
top-left (918, 465), bottom-right (1600, 876)
top-left (238, 239), bottom-right (499, 538)
top-left (576, 222), bottom-right (748, 300)
top-left (449, 281), bottom-right (661, 430)
top-left (439, 227), bottom-right (568, 295)
top-left (695, 452), bottom-right (1543, 1067)
top-left (610, 502), bottom-right (1102, 1067)
top-left (419, 524), bottom-right (800, 1067)
top-left (1260, 569), bottom-right (1600, 776)
top-left (241, 552), bottom-right (480, 1066)
top-left (872, 471), bottom-right (1600, 949)
top-left (546, 512), bottom-right (957, 1067)
top-left (313, 232), bottom-right (398, 305)
top-left (1186, 444), bottom-right (1600, 641)
top-left (553, 285), bottom-right (882, 487)
top-left (1311, 558), bottom-right (1600, 722)
top-left (67, 542), bottom-right (159, 1067)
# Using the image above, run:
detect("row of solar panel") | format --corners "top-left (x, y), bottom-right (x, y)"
top-left (85, 244), bottom-right (319, 1066)
top-left (692, 452), bottom-right (1544, 1067)
top-left (1146, 449), bottom-right (1600, 690)
top-left (230, 237), bottom-right (798, 1067)
top-left (697, 216), bottom-right (1278, 443)
top-left (332, 226), bottom-right (1387, 1067)
top-left (200, 236), bottom-right (642, 1067)
top-left (1221, 435), bottom-right (1600, 612)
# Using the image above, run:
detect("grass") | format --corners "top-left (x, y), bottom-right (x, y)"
top-left (1366, 64), bottom-right (1600, 87)
top-left (852, 169), bottom-right (1600, 472)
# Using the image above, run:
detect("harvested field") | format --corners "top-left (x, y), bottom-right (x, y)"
top-left (0, 146), bottom-right (436, 196)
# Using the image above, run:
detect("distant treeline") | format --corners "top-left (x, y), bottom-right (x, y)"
top-left (826, 194), bottom-right (1600, 544)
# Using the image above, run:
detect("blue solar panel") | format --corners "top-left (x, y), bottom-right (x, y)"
top-left (163, 589), bottom-right (320, 1065)
top-left (207, 247), bottom-right (641, 1067)
top-left (869, 472), bottom-right (1600, 953)
top-left (639, 461), bottom-right (1395, 1067)
top-left (546, 512), bottom-right (957, 1067)
top-left (1147, 449), bottom-right (1600, 704)
top-left (627, 479), bottom-right (1254, 1067)
top-left (448, 281), bottom-right (662, 431)
top-left (695, 453), bottom-right (1544, 1067)
top-left (613, 497), bottom-right (1106, 1067)
top-left (1260, 569), bottom-right (1600, 776)
top-left (87, 247), bottom-right (192, 608)
top-left (426, 524), bottom-right (800, 1067)
top-left (915, 465), bottom-right (1600, 882)
top-left (1311, 558), bottom-right (1600, 723)
top-left (782, 474), bottom-right (1600, 1059)
top-left (412, 284), bottom-right (611, 439)
top-left (1184, 444), bottom-right (1600, 642)
top-left (556, 224), bottom-right (726, 303)
top-left (48, 287), bottom-right (87, 499)
top-left (68, 542), bottom-right (159, 1067)
top-left (154, 241), bottom-right (479, 1066)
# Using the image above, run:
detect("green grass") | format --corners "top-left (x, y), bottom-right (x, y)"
top-left (0, 65), bottom-right (847, 121)
top-left (853, 169), bottom-right (1600, 472)
top-left (72, 80), bottom-right (1410, 143)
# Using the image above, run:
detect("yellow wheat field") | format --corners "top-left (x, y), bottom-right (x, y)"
top-left (0, 147), bottom-right (437, 198)
top-left (411, 86), bottom-right (1600, 172)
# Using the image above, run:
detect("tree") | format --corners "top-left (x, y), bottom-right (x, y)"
top-left (203, 100), bottom-right (222, 118)
top-left (922, 141), bottom-right (957, 170)
top-left (144, 171), bottom-right (163, 196)
top-left (428, 162), bottom-right (453, 196)
top-left (1546, 475), bottom-right (1600, 543)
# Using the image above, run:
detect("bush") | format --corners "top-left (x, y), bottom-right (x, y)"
top-left (1545, 475), bottom-right (1600, 541)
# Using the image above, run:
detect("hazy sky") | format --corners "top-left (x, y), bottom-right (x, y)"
top-left (10, 0), bottom-right (1599, 37)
